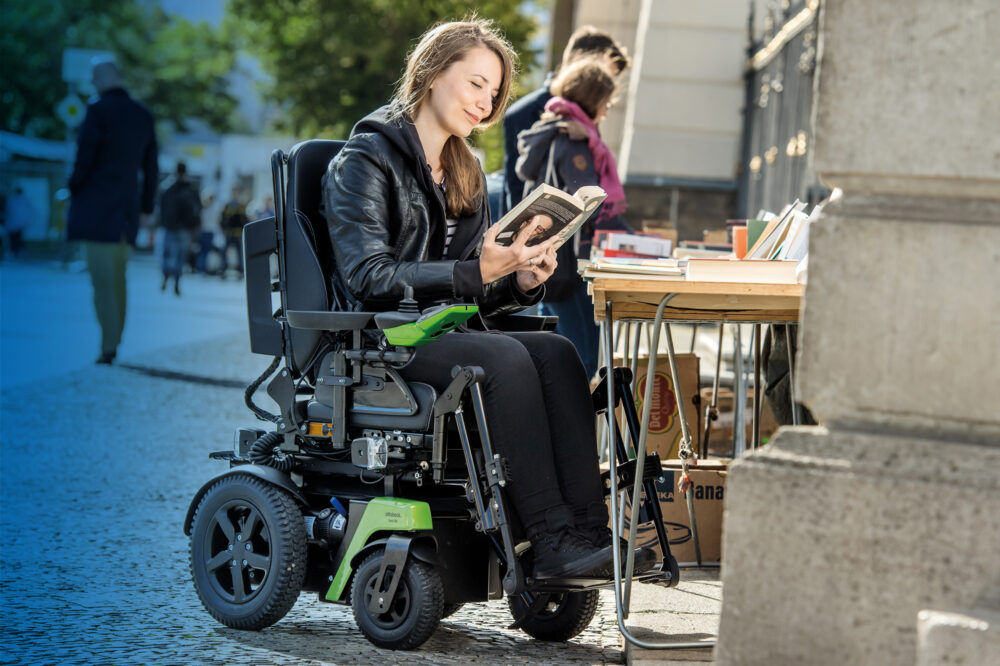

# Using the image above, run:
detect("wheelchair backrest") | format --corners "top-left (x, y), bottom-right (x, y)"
top-left (260, 139), bottom-right (346, 376)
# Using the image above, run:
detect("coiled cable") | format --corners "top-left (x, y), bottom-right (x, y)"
top-left (244, 356), bottom-right (281, 423)
top-left (248, 431), bottom-right (294, 472)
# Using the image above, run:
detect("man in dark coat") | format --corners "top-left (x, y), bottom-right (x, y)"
top-left (67, 59), bottom-right (158, 364)
top-left (500, 26), bottom-right (629, 215)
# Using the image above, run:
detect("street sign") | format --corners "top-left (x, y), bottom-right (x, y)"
top-left (56, 93), bottom-right (87, 128)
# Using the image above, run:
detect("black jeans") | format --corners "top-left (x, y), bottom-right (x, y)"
top-left (399, 331), bottom-right (607, 537)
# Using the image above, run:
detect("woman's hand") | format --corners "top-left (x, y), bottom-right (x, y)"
top-left (515, 243), bottom-right (558, 292)
top-left (480, 215), bottom-right (557, 284)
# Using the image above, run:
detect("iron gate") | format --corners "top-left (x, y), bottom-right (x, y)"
top-left (737, 0), bottom-right (828, 218)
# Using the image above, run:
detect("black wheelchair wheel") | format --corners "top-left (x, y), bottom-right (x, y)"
top-left (441, 602), bottom-right (464, 618)
top-left (189, 475), bottom-right (307, 630)
top-left (351, 550), bottom-right (443, 650)
top-left (507, 590), bottom-right (600, 642)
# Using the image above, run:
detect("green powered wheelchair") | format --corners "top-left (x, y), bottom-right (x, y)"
top-left (183, 140), bottom-right (680, 650)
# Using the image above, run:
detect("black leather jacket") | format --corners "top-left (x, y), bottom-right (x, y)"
top-left (322, 106), bottom-right (541, 316)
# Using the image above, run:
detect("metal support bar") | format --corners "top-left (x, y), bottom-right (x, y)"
top-left (467, 380), bottom-right (523, 596)
top-left (454, 407), bottom-right (489, 527)
top-left (753, 324), bottom-right (762, 450)
top-left (597, 319), bottom-right (608, 463)
top-left (733, 325), bottom-right (746, 457)
top-left (616, 382), bottom-right (676, 584)
top-left (785, 324), bottom-right (800, 426)
top-left (368, 534), bottom-right (410, 614)
top-left (701, 324), bottom-right (725, 459)
top-left (621, 322), bottom-right (633, 450)
top-left (662, 320), bottom-right (701, 566)
top-left (604, 296), bottom-right (715, 652)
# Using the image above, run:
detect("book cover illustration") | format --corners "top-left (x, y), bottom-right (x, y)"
top-left (493, 184), bottom-right (606, 249)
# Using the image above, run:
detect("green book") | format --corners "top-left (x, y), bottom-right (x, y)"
top-left (747, 219), bottom-right (769, 251)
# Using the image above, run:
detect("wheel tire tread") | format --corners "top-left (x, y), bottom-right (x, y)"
top-left (351, 551), bottom-right (443, 650)
top-left (508, 589), bottom-right (600, 642)
top-left (189, 475), bottom-right (307, 631)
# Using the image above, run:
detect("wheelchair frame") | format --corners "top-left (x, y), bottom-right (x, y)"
top-left (184, 140), bottom-right (680, 649)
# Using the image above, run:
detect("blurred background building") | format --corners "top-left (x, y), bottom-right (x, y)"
top-left (546, 0), bottom-right (824, 241)
top-left (2, 0), bottom-right (821, 253)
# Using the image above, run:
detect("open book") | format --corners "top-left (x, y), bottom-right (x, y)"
top-left (745, 200), bottom-right (806, 259)
top-left (492, 183), bottom-right (607, 250)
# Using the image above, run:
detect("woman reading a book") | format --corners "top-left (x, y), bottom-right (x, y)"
top-left (515, 58), bottom-right (631, 380)
top-left (322, 20), bottom-right (646, 578)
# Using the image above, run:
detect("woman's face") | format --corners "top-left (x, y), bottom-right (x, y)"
top-left (424, 46), bottom-right (502, 139)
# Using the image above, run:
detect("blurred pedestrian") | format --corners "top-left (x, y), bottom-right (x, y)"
top-left (3, 186), bottom-right (36, 257)
top-left (501, 25), bottom-right (629, 216)
top-left (195, 191), bottom-right (221, 274)
top-left (515, 57), bottom-right (630, 379)
top-left (251, 195), bottom-right (274, 221)
top-left (218, 186), bottom-right (247, 277)
top-left (158, 162), bottom-right (201, 295)
top-left (67, 58), bottom-right (158, 365)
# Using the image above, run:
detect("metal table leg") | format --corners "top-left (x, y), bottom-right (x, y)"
top-left (701, 324), bottom-right (725, 460)
top-left (753, 324), bottom-right (761, 450)
top-left (605, 296), bottom-right (714, 652)
top-left (785, 324), bottom-right (800, 426)
top-left (733, 325), bottom-right (746, 457)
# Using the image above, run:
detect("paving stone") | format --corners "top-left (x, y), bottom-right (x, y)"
top-left (0, 260), bottom-right (626, 665)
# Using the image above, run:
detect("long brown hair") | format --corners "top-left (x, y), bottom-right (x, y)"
top-left (549, 57), bottom-right (617, 120)
top-left (391, 19), bottom-right (516, 217)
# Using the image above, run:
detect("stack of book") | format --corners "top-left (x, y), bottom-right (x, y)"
top-left (588, 230), bottom-right (683, 275)
top-left (596, 230), bottom-right (674, 259)
top-left (589, 255), bottom-right (684, 276)
top-left (684, 199), bottom-right (822, 284)
top-left (585, 192), bottom-right (832, 283)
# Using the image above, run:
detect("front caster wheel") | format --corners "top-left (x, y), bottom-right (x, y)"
top-left (351, 550), bottom-right (443, 650)
top-left (189, 475), bottom-right (307, 630)
top-left (507, 590), bottom-right (600, 641)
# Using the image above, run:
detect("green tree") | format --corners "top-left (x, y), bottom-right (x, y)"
top-left (227, 0), bottom-right (540, 169)
top-left (0, 0), bottom-right (238, 139)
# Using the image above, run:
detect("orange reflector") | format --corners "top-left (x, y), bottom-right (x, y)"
top-left (308, 422), bottom-right (332, 436)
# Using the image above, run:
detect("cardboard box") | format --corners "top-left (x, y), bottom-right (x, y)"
top-left (699, 387), bottom-right (778, 455)
top-left (641, 220), bottom-right (678, 246)
top-left (614, 353), bottom-right (700, 460)
top-left (605, 460), bottom-right (728, 564)
top-left (703, 229), bottom-right (729, 244)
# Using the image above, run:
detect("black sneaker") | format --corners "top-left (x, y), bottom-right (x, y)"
top-left (575, 525), bottom-right (658, 576)
top-left (530, 529), bottom-right (613, 579)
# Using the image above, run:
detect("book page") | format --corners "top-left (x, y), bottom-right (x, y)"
top-left (576, 186), bottom-right (606, 209)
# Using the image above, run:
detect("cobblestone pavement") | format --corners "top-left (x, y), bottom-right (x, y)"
top-left (1, 260), bottom-right (624, 665)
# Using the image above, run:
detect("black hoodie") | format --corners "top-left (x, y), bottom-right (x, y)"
top-left (322, 105), bottom-right (540, 315)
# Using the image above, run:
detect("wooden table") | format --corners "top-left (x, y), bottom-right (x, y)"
top-left (589, 268), bottom-right (803, 651)
top-left (588, 271), bottom-right (802, 324)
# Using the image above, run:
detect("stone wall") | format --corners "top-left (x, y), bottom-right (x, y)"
top-left (716, 0), bottom-right (1000, 663)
